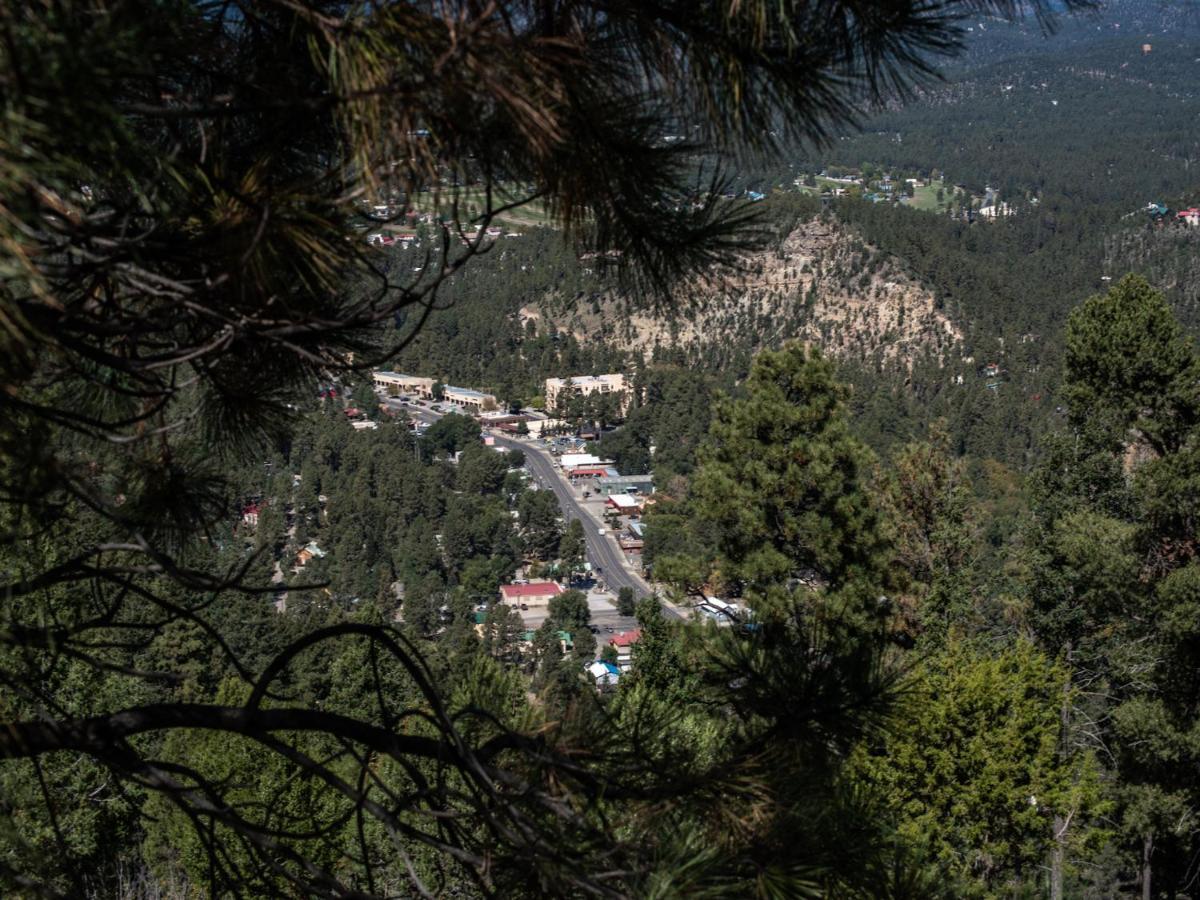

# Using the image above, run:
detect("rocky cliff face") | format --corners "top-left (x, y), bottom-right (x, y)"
top-left (521, 217), bottom-right (961, 367)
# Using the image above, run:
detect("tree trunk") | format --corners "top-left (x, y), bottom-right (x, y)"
top-left (1049, 644), bottom-right (1071, 900)
top-left (1050, 814), bottom-right (1065, 900)
top-left (1142, 832), bottom-right (1154, 900)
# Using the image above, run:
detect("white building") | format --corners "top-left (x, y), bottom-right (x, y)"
top-left (544, 373), bottom-right (630, 414)
top-left (559, 453), bottom-right (612, 471)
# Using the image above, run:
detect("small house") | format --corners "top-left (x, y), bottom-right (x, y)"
top-left (296, 541), bottom-right (327, 567)
top-left (241, 503), bottom-right (261, 527)
top-left (608, 628), bottom-right (641, 670)
top-left (587, 660), bottom-right (621, 687)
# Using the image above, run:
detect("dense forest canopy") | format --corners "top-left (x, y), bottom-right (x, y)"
top-left (5, 0), bottom-right (1200, 898)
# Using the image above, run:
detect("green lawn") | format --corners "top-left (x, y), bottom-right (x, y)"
top-left (908, 179), bottom-right (949, 211)
top-left (415, 185), bottom-right (551, 230)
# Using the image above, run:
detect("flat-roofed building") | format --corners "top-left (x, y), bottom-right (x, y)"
top-left (544, 373), bottom-right (630, 414)
top-left (444, 385), bottom-right (498, 412)
top-left (559, 453), bottom-right (612, 471)
top-left (373, 371), bottom-right (434, 397)
top-left (596, 474), bottom-right (654, 497)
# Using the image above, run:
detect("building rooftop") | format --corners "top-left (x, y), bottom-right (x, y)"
top-left (479, 410), bottom-right (526, 421)
top-left (608, 493), bottom-right (640, 508)
top-left (375, 370), bottom-right (423, 379)
top-left (548, 374), bottom-right (625, 387)
top-left (587, 660), bottom-right (621, 679)
top-left (610, 628), bottom-right (641, 648)
top-left (570, 466), bottom-right (614, 477)
top-left (560, 453), bottom-right (611, 468)
top-left (500, 582), bottom-right (565, 600)
top-left (597, 474), bottom-right (653, 484)
top-left (444, 385), bottom-right (488, 399)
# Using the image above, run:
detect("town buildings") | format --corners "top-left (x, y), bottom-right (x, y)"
top-left (544, 374), bottom-right (630, 414)
top-left (373, 372), bottom-right (434, 397)
top-left (499, 581), bottom-right (564, 608)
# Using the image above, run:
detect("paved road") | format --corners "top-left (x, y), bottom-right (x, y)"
top-left (384, 398), bottom-right (668, 614)
top-left (488, 432), bottom-right (655, 598)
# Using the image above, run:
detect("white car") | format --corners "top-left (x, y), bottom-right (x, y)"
top-left (597, 528), bottom-right (607, 536)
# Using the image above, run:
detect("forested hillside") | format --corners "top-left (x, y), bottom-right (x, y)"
top-left (375, 0), bottom-right (1200, 470)
top-left (9, 1), bottom-right (1200, 899)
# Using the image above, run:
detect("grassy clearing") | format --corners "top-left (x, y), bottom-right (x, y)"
top-left (414, 186), bottom-right (552, 229)
top-left (908, 179), bottom-right (949, 211)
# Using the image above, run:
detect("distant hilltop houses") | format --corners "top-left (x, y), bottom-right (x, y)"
top-left (1146, 202), bottom-right (1200, 226)
top-left (366, 225), bottom-right (519, 248)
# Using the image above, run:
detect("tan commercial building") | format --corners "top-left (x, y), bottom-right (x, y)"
top-left (373, 371), bottom-right (434, 397)
top-left (443, 385), bottom-right (498, 412)
top-left (544, 373), bottom-right (629, 414)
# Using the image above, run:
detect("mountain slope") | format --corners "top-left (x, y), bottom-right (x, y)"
top-left (523, 216), bottom-right (961, 369)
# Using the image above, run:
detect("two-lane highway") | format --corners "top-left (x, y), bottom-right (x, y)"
top-left (385, 398), bottom-right (659, 605)
top-left (489, 431), bottom-right (654, 599)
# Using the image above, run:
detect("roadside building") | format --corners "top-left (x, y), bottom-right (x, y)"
top-left (559, 453), bottom-right (612, 473)
top-left (443, 385), bottom-right (497, 412)
top-left (618, 528), bottom-right (644, 553)
top-left (499, 581), bottom-right (564, 608)
top-left (568, 466), bottom-right (616, 483)
top-left (525, 417), bottom-right (568, 437)
top-left (372, 371), bottom-right (435, 397)
top-left (478, 410), bottom-right (529, 431)
top-left (544, 374), bottom-right (630, 414)
top-left (606, 493), bottom-right (642, 516)
top-left (596, 474), bottom-right (654, 497)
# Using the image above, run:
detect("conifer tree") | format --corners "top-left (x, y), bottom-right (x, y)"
top-left (0, 0), bottom-right (1087, 894)
top-left (1029, 276), bottom-right (1200, 895)
top-left (692, 344), bottom-right (894, 609)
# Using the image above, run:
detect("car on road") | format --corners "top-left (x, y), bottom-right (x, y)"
top-left (597, 528), bottom-right (606, 536)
